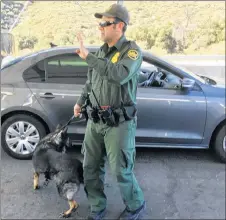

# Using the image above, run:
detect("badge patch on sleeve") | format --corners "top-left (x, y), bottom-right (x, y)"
top-left (128, 50), bottom-right (139, 60)
top-left (111, 52), bottom-right (120, 63)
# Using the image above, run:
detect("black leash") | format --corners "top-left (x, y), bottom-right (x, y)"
top-left (60, 114), bottom-right (84, 130)
top-left (65, 115), bottom-right (76, 127)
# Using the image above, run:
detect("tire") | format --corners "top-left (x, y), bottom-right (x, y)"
top-left (213, 124), bottom-right (226, 163)
top-left (1, 114), bottom-right (47, 160)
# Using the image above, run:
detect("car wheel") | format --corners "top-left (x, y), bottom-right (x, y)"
top-left (213, 124), bottom-right (226, 163)
top-left (1, 114), bottom-right (46, 160)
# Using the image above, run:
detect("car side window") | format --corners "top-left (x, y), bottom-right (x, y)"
top-left (46, 54), bottom-right (88, 84)
top-left (23, 60), bottom-right (45, 82)
top-left (138, 62), bottom-right (182, 90)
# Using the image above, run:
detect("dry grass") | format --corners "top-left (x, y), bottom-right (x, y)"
top-left (11, 1), bottom-right (225, 56)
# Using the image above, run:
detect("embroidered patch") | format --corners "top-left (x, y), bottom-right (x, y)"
top-left (111, 52), bottom-right (120, 63)
top-left (128, 50), bottom-right (139, 60)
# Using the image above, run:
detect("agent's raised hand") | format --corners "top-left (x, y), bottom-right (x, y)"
top-left (75, 32), bottom-right (89, 60)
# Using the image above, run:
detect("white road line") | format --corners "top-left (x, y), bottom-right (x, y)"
top-left (171, 61), bottom-right (225, 66)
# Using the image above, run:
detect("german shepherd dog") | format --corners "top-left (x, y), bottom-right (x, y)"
top-left (32, 124), bottom-right (84, 218)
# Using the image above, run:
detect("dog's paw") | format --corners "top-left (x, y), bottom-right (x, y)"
top-left (59, 212), bottom-right (71, 218)
top-left (33, 185), bottom-right (40, 190)
top-left (72, 204), bottom-right (79, 212)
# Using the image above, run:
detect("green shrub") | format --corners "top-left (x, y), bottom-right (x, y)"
top-left (186, 18), bottom-right (225, 50)
top-left (18, 35), bottom-right (38, 50)
top-left (154, 23), bottom-right (177, 53)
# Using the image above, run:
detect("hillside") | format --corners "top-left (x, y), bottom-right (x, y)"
top-left (10, 1), bottom-right (225, 56)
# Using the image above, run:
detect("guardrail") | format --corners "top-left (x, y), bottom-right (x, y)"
top-left (162, 55), bottom-right (225, 80)
top-left (163, 55), bottom-right (225, 61)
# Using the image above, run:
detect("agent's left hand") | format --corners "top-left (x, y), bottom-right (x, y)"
top-left (75, 32), bottom-right (89, 60)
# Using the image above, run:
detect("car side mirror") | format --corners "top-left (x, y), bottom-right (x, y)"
top-left (181, 78), bottom-right (195, 90)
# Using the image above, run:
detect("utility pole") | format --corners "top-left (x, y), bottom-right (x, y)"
top-left (117, 0), bottom-right (123, 5)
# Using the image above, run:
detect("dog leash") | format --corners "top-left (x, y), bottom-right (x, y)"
top-left (65, 115), bottom-right (76, 127)
top-left (61, 114), bottom-right (83, 129)
top-left (60, 107), bottom-right (87, 130)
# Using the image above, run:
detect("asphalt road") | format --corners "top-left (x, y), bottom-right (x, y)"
top-left (1, 147), bottom-right (225, 219)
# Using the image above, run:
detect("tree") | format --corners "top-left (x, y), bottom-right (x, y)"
top-left (155, 23), bottom-right (177, 53)
top-left (18, 35), bottom-right (38, 50)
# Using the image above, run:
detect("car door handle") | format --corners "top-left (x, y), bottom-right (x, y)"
top-left (39, 92), bottom-right (55, 99)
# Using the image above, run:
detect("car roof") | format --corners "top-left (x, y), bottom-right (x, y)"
top-left (14, 45), bottom-right (162, 61)
top-left (28, 46), bottom-right (99, 56)
top-left (2, 45), bottom-right (205, 83)
top-left (33, 46), bottom-right (174, 72)
top-left (12, 45), bottom-right (167, 67)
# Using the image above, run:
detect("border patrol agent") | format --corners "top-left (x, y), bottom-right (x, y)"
top-left (74, 4), bottom-right (145, 220)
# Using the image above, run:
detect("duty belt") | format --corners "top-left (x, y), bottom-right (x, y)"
top-left (86, 104), bottom-right (137, 126)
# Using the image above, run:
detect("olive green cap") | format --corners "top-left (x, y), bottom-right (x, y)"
top-left (94, 3), bottom-right (130, 25)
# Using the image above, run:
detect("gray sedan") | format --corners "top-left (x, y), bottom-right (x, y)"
top-left (1, 46), bottom-right (225, 162)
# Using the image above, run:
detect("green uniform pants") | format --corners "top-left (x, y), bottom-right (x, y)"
top-left (82, 118), bottom-right (144, 212)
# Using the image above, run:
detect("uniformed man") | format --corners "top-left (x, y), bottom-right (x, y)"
top-left (74, 4), bottom-right (145, 220)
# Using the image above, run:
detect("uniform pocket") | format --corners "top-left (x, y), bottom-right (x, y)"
top-left (121, 148), bottom-right (136, 170)
top-left (81, 120), bottom-right (92, 155)
top-left (102, 79), bottom-right (121, 106)
top-left (119, 119), bottom-right (136, 170)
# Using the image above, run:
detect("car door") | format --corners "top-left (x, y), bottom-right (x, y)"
top-left (23, 53), bottom-right (88, 142)
top-left (136, 65), bottom-right (206, 146)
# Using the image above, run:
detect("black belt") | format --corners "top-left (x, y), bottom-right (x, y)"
top-left (86, 104), bottom-right (136, 124)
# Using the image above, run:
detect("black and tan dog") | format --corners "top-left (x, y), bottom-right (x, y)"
top-left (32, 125), bottom-right (84, 218)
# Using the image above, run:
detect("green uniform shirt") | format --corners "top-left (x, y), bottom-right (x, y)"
top-left (77, 35), bottom-right (142, 108)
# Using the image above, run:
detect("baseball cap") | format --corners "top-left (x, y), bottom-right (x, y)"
top-left (94, 4), bottom-right (130, 25)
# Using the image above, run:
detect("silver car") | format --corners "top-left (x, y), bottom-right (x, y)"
top-left (1, 46), bottom-right (225, 163)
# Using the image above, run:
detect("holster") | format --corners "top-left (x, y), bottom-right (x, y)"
top-left (100, 108), bottom-right (119, 127)
top-left (80, 98), bottom-right (90, 121)
top-left (121, 104), bottom-right (137, 121)
top-left (86, 106), bottom-right (100, 123)
top-left (86, 105), bottom-right (119, 127)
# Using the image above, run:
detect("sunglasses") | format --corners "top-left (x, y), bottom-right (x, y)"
top-left (99, 21), bottom-right (119, 27)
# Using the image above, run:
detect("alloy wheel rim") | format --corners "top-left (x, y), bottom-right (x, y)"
top-left (223, 136), bottom-right (226, 153)
top-left (5, 121), bottom-right (40, 155)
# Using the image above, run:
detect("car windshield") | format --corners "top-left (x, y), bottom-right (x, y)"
top-left (161, 57), bottom-right (206, 83)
